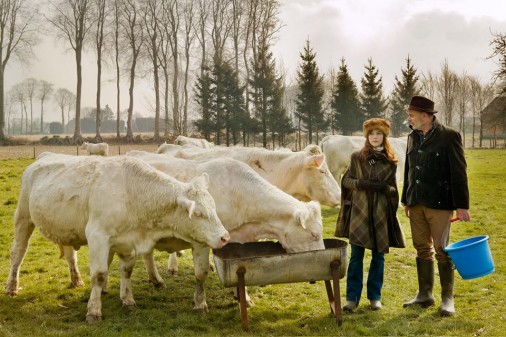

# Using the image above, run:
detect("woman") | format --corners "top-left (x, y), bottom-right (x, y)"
top-left (335, 118), bottom-right (405, 311)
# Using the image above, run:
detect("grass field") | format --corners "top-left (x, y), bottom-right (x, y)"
top-left (0, 148), bottom-right (504, 336)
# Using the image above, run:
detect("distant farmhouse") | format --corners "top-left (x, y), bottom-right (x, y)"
top-left (481, 95), bottom-right (506, 148)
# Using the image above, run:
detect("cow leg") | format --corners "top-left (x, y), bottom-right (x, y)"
top-left (5, 211), bottom-right (35, 296)
top-left (86, 230), bottom-right (110, 322)
top-left (119, 255), bottom-right (137, 309)
top-left (192, 245), bottom-right (210, 312)
top-left (61, 246), bottom-right (85, 288)
top-left (101, 249), bottom-right (115, 294)
top-left (143, 252), bottom-right (166, 287)
top-left (167, 252), bottom-right (179, 275)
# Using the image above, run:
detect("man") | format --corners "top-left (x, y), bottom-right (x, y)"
top-left (401, 95), bottom-right (471, 317)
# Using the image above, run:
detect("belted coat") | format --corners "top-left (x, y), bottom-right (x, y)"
top-left (335, 150), bottom-right (405, 253)
top-left (401, 117), bottom-right (469, 210)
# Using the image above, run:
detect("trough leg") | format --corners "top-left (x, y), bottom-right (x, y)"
top-left (325, 260), bottom-right (342, 326)
top-left (236, 267), bottom-right (248, 330)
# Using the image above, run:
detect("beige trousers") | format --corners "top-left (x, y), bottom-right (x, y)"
top-left (409, 204), bottom-right (453, 263)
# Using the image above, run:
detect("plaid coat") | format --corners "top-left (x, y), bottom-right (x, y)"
top-left (335, 150), bottom-right (405, 253)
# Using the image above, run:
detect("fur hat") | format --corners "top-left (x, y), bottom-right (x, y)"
top-left (363, 118), bottom-right (391, 137)
top-left (408, 95), bottom-right (437, 113)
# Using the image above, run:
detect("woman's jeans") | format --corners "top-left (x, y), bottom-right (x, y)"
top-left (346, 244), bottom-right (385, 303)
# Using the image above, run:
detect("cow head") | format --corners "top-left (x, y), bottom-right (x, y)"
top-left (175, 173), bottom-right (230, 249)
top-left (296, 152), bottom-right (341, 207)
top-left (281, 201), bottom-right (325, 253)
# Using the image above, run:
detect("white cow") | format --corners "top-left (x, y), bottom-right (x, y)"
top-left (174, 135), bottom-right (215, 148)
top-left (125, 152), bottom-right (325, 308)
top-left (81, 141), bottom-right (109, 156)
top-left (167, 144), bottom-right (341, 207)
top-left (319, 135), bottom-right (407, 186)
top-left (5, 153), bottom-right (229, 322)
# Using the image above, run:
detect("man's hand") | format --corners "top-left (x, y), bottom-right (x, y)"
top-left (404, 206), bottom-right (410, 218)
top-left (456, 209), bottom-right (471, 222)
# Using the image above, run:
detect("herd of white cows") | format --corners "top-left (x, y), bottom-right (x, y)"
top-left (5, 135), bottom-right (407, 322)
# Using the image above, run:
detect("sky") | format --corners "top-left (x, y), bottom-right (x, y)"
top-left (6, 0), bottom-right (506, 123)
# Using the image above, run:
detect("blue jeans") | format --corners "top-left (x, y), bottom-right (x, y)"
top-left (346, 244), bottom-right (385, 303)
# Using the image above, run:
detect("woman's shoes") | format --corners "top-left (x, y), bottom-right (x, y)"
top-left (370, 300), bottom-right (382, 310)
top-left (343, 301), bottom-right (358, 312)
top-left (343, 300), bottom-right (382, 312)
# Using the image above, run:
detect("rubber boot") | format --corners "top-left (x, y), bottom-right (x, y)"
top-left (403, 258), bottom-right (435, 308)
top-left (438, 261), bottom-right (455, 316)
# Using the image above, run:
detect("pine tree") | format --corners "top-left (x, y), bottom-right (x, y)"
top-left (268, 76), bottom-right (294, 147)
top-left (360, 58), bottom-right (388, 119)
top-left (331, 58), bottom-right (362, 135)
top-left (249, 38), bottom-right (285, 148)
top-left (295, 40), bottom-right (326, 144)
top-left (390, 55), bottom-right (419, 136)
top-left (194, 65), bottom-right (215, 140)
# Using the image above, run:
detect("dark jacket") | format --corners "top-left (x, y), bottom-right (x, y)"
top-left (335, 150), bottom-right (405, 253)
top-left (401, 117), bottom-right (469, 210)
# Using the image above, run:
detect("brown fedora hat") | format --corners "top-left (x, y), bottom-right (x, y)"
top-left (408, 96), bottom-right (437, 114)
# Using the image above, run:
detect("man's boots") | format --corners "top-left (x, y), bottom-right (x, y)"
top-left (403, 258), bottom-right (435, 308)
top-left (438, 261), bottom-right (455, 316)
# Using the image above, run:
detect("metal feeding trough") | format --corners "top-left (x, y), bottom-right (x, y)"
top-left (212, 238), bottom-right (348, 329)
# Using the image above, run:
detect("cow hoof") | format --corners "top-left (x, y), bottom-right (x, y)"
top-left (193, 304), bottom-right (209, 313)
top-left (86, 315), bottom-right (102, 323)
top-left (71, 280), bottom-right (85, 288)
top-left (5, 290), bottom-right (18, 297)
top-left (149, 280), bottom-right (166, 288)
top-left (168, 269), bottom-right (178, 275)
top-left (123, 304), bottom-right (137, 311)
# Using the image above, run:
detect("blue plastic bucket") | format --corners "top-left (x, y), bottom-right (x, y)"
top-left (444, 235), bottom-right (495, 280)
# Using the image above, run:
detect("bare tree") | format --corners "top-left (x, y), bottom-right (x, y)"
top-left (436, 59), bottom-right (459, 127)
top-left (489, 31), bottom-right (506, 93)
top-left (9, 83), bottom-right (26, 134)
top-left (5, 95), bottom-right (14, 135)
top-left (181, 0), bottom-right (196, 134)
top-left (110, 0), bottom-right (122, 139)
top-left (156, 3), bottom-right (172, 137)
top-left (92, 0), bottom-right (107, 142)
top-left (0, 0), bottom-right (40, 142)
top-left (419, 71), bottom-right (437, 101)
top-left (54, 87), bottom-right (75, 133)
top-left (163, 0), bottom-right (182, 135)
top-left (194, 0), bottom-right (210, 76)
top-left (469, 77), bottom-right (495, 148)
top-left (47, 0), bottom-right (94, 144)
top-left (142, 0), bottom-right (162, 141)
top-left (210, 0), bottom-right (233, 64)
top-left (22, 77), bottom-right (37, 133)
top-left (118, 0), bottom-right (144, 142)
top-left (38, 80), bottom-right (53, 133)
top-left (455, 73), bottom-right (470, 144)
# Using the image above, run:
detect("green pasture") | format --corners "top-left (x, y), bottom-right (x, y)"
top-left (0, 149), bottom-right (504, 336)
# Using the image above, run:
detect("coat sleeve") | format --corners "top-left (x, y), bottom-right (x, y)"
top-left (342, 153), bottom-right (361, 190)
top-left (448, 131), bottom-right (470, 209)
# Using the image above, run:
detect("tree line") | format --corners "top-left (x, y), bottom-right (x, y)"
top-left (1, 0), bottom-right (506, 147)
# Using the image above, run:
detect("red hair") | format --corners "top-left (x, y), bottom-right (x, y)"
top-left (359, 131), bottom-right (398, 165)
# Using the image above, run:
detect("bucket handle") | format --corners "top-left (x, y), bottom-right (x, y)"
top-left (449, 217), bottom-right (490, 238)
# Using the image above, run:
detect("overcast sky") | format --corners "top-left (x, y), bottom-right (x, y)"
top-left (6, 0), bottom-right (506, 123)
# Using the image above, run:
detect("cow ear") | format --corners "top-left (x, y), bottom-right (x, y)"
top-left (177, 196), bottom-right (195, 218)
top-left (294, 209), bottom-right (307, 229)
top-left (306, 154), bottom-right (325, 168)
top-left (191, 172), bottom-right (209, 190)
top-left (307, 200), bottom-right (321, 215)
